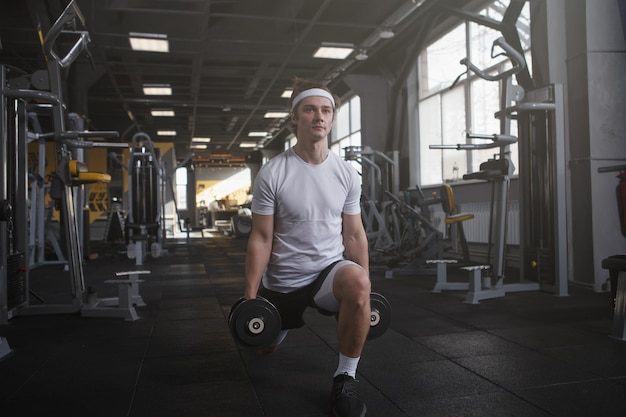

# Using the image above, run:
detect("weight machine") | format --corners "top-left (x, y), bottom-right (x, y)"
top-left (0, 65), bottom-right (30, 356)
top-left (383, 190), bottom-right (444, 275)
top-left (108, 146), bottom-right (194, 250)
top-left (1, 1), bottom-right (125, 320)
top-left (345, 146), bottom-right (445, 275)
top-left (517, 84), bottom-right (568, 296)
top-left (430, 36), bottom-right (542, 301)
top-left (27, 112), bottom-right (68, 269)
top-left (345, 145), bottom-right (400, 257)
top-left (124, 132), bottom-right (164, 265)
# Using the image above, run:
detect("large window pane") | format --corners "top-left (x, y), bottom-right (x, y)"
top-left (419, 95), bottom-right (442, 186)
top-left (335, 102), bottom-right (351, 139)
top-left (176, 167), bottom-right (187, 210)
top-left (175, 166), bottom-right (187, 184)
top-left (470, 22), bottom-right (507, 72)
top-left (441, 86), bottom-right (466, 182)
top-left (419, 24), bottom-right (466, 98)
top-left (470, 77), bottom-right (500, 172)
top-left (176, 187), bottom-right (187, 210)
top-left (331, 95), bottom-right (361, 156)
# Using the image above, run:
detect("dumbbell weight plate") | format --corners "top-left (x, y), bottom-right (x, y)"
top-left (367, 292), bottom-right (391, 340)
top-left (228, 297), bottom-right (246, 324)
top-left (229, 297), bottom-right (281, 348)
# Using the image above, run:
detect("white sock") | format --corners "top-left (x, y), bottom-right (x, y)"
top-left (333, 353), bottom-right (360, 378)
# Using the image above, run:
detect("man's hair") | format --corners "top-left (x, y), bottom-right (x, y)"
top-left (288, 77), bottom-right (341, 112)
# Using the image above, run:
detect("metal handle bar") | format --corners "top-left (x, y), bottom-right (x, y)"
top-left (430, 144), bottom-right (497, 150)
top-left (359, 156), bottom-right (383, 186)
top-left (598, 164), bottom-right (626, 173)
top-left (43, 1), bottom-right (90, 68)
top-left (54, 31), bottom-right (91, 68)
top-left (459, 37), bottom-right (525, 82)
top-left (467, 133), bottom-right (517, 144)
top-left (3, 88), bottom-right (63, 105)
top-left (26, 130), bottom-right (122, 147)
top-left (62, 140), bottom-right (127, 149)
top-left (496, 102), bottom-right (557, 119)
top-left (55, 131), bottom-right (120, 140)
top-left (429, 133), bottom-right (517, 151)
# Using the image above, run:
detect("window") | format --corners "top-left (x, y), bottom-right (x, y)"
top-left (331, 95), bottom-right (361, 163)
top-left (175, 167), bottom-right (187, 210)
top-left (284, 133), bottom-right (296, 151)
top-left (417, 0), bottom-right (530, 186)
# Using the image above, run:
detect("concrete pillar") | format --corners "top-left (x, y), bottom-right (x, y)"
top-left (565, 0), bottom-right (626, 290)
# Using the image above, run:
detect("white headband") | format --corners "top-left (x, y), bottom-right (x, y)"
top-left (290, 88), bottom-right (335, 111)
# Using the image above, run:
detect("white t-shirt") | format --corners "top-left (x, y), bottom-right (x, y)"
top-left (251, 148), bottom-right (361, 292)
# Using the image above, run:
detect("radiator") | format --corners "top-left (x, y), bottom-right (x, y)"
top-left (430, 200), bottom-right (520, 245)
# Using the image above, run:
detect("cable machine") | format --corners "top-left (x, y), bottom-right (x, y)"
top-left (345, 145), bottom-right (400, 256)
top-left (124, 132), bottom-right (164, 265)
top-left (0, 66), bottom-right (30, 357)
top-left (430, 36), bottom-right (542, 302)
top-left (517, 84), bottom-right (568, 296)
top-left (345, 145), bottom-right (445, 276)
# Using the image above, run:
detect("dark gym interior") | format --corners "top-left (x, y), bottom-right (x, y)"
top-left (2, 1), bottom-right (626, 416)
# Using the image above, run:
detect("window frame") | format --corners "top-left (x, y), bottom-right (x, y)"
top-left (415, 0), bottom-right (530, 187)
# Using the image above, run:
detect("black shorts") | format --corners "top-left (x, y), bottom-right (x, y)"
top-left (258, 261), bottom-right (340, 330)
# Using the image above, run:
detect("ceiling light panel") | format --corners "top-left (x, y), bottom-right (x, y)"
top-left (157, 130), bottom-right (176, 136)
top-left (151, 109), bottom-right (175, 117)
top-left (143, 84), bottom-right (172, 95)
top-left (239, 141), bottom-right (258, 148)
top-left (264, 111), bottom-right (289, 118)
top-left (313, 43), bottom-right (354, 59)
top-left (129, 32), bottom-right (169, 53)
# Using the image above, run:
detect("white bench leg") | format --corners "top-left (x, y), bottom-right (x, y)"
top-left (130, 280), bottom-right (146, 307)
top-left (463, 265), bottom-right (505, 304)
top-left (117, 282), bottom-right (139, 321)
top-left (428, 260), bottom-right (466, 293)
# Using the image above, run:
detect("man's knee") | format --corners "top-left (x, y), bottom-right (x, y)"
top-left (334, 266), bottom-right (371, 304)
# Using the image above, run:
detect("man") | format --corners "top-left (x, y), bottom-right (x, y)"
top-left (243, 77), bottom-right (371, 417)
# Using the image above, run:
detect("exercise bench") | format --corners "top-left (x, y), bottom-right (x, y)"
top-left (81, 270), bottom-right (150, 321)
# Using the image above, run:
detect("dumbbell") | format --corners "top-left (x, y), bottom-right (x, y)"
top-left (228, 297), bottom-right (282, 349)
top-left (367, 292), bottom-right (391, 340)
top-left (228, 292), bottom-right (391, 349)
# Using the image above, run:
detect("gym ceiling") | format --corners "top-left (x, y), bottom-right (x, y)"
top-left (0, 0), bottom-right (475, 166)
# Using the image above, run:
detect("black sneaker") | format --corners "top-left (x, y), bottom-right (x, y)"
top-left (330, 373), bottom-right (367, 417)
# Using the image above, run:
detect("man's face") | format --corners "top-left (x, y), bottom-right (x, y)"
top-left (292, 96), bottom-right (334, 141)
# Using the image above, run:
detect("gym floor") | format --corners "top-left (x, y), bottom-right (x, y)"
top-left (1, 233), bottom-right (626, 417)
